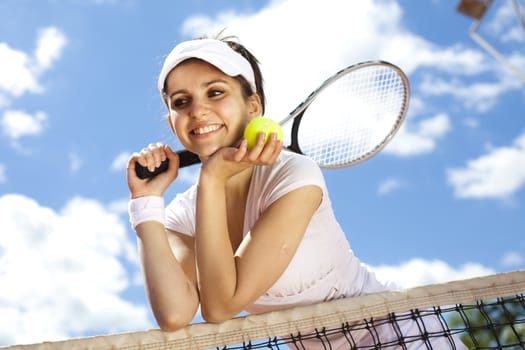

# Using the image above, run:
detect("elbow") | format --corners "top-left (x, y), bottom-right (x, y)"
top-left (155, 312), bottom-right (193, 332)
top-left (200, 305), bottom-right (234, 324)
top-left (150, 287), bottom-right (199, 331)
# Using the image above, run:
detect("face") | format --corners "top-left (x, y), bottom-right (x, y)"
top-left (164, 59), bottom-right (261, 158)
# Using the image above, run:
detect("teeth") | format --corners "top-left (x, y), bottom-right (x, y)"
top-left (193, 125), bottom-right (221, 135)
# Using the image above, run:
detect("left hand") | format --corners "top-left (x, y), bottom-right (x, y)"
top-left (201, 132), bottom-right (282, 182)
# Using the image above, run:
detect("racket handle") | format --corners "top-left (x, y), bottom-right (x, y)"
top-left (134, 150), bottom-right (201, 179)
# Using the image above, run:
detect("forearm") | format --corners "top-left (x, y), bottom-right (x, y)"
top-left (137, 222), bottom-right (199, 330)
top-left (195, 177), bottom-right (240, 320)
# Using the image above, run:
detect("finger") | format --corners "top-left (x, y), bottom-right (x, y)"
top-left (138, 149), bottom-right (154, 172)
top-left (127, 152), bottom-right (142, 170)
top-left (164, 145), bottom-right (180, 169)
top-left (147, 142), bottom-right (167, 168)
top-left (233, 139), bottom-right (248, 162)
top-left (164, 144), bottom-right (176, 159)
top-left (130, 151), bottom-right (149, 171)
top-left (267, 138), bottom-right (283, 163)
top-left (257, 132), bottom-right (280, 163)
top-left (246, 132), bottom-right (266, 162)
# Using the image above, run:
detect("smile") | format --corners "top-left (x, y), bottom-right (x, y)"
top-left (192, 124), bottom-right (223, 136)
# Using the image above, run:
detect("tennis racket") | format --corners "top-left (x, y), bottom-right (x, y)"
top-left (135, 60), bottom-right (409, 179)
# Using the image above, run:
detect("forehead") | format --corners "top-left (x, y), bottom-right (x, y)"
top-left (165, 59), bottom-right (231, 91)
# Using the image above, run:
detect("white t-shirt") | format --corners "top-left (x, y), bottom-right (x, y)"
top-left (164, 151), bottom-right (467, 349)
top-left (165, 151), bottom-right (388, 313)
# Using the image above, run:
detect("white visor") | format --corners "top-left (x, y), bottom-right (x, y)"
top-left (157, 38), bottom-right (257, 96)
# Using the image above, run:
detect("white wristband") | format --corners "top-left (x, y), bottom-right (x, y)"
top-left (128, 196), bottom-right (165, 230)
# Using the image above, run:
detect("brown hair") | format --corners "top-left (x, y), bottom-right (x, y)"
top-left (220, 38), bottom-right (266, 115)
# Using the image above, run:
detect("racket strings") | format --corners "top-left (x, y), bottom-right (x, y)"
top-left (297, 64), bottom-right (408, 168)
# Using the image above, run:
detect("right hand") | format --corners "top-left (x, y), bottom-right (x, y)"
top-left (127, 143), bottom-right (179, 198)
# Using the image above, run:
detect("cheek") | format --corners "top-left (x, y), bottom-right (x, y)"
top-left (173, 114), bottom-right (187, 137)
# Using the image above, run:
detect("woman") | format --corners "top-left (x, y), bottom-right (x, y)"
top-left (127, 36), bottom-right (466, 349)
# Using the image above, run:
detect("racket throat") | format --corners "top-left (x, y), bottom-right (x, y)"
top-left (288, 114), bottom-right (304, 154)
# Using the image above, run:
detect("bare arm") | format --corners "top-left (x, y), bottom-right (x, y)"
top-left (127, 144), bottom-right (199, 331)
top-left (195, 174), bottom-right (322, 322)
top-left (136, 223), bottom-right (199, 330)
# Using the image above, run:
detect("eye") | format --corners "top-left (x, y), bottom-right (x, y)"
top-left (208, 88), bottom-right (224, 98)
top-left (172, 96), bottom-right (190, 109)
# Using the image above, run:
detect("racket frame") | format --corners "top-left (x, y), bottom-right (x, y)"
top-left (287, 60), bottom-right (410, 168)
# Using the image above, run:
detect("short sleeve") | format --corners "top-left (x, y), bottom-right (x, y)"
top-left (165, 185), bottom-right (197, 237)
top-left (251, 151), bottom-right (327, 211)
top-left (266, 155), bottom-right (325, 205)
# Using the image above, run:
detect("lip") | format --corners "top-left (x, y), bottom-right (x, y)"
top-left (190, 123), bottom-right (224, 138)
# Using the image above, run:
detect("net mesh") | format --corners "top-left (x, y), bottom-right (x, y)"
top-left (2, 270), bottom-right (524, 350)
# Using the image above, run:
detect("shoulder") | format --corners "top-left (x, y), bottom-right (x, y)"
top-left (167, 184), bottom-right (197, 207)
top-left (165, 184), bottom-right (197, 237)
top-left (259, 150), bottom-right (325, 184)
top-left (250, 151), bottom-right (326, 208)
top-left (279, 149), bottom-right (319, 166)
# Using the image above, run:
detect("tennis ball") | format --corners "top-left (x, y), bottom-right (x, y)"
top-left (244, 117), bottom-right (283, 150)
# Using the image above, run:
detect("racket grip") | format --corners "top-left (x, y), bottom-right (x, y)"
top-left (134, 150), bottom-right (201, 179)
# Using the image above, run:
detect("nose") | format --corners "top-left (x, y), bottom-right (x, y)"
top-left (189, 97), bottom-right (210, 119)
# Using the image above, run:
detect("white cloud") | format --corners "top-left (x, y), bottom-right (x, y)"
top-left (377, 178), bottom-right (403, 196)
top-left (463, 117), bottom-right (479, 128)
top-left (419, 75), bottom-right (520, 112)
top-left (0, 163), bottom-right (6, 183)
top-left (418, 113), bottom-right (451, 137)
top-left (34, 27), bottom-right (67, 72)
top-left (0, 43), bottom-right (41, 97)
top-left (501, 26), bottom-right (525, 43)
top-left (108, 198), bottom-right (129, 215)
top-left (1, 110), bottom-right (48, 140)
top-left (447, 131), bottom-right (525, 199)
top-left (0, 194), bottom-right (151, 345)
top-left (181, 1), bottom-right (410, 124)
top-left (178, 167), bottom-right (200, 185)
top-left (112, 151), bottom-right (131, 171)
top-left (0, 27), bottom-right (66, 153)
top-left (68, 151), bottom-right (83, 173)
top-left (179, 1), bottom-right (518, 159)
top-left (0, 26), bottom-right (66, 100)
top-left (501, 251), bottom-right (525, 268)
top-left (486, 1), bottom-right (525, 43)
top-left (0, 94), bottom-right (9, 108)
top-left (372, 258), bottom-right (495, 289)
top-left (92, 0), bottom-right (120, 4)
top-left (384, 113), bottom-right (451, 156)
top-left (386, 38), bottom-right (490, 76)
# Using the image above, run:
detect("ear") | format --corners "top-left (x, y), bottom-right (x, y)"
top-left (167, 111), bottom-right (176, 134)
top-left (163, 94), bottom-right (177, 134)
top-left (246, 94), bottom-right (263, 119)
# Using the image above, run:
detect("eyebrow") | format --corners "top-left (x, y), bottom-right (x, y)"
top-left (168, 78), bottom-right (230, 100)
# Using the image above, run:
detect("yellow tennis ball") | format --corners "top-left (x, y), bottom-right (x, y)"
top-left (244, 117), bottom-right (283, 150)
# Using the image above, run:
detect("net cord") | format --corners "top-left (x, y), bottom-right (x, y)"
top-left (2, 269), bottom-right (524, 350)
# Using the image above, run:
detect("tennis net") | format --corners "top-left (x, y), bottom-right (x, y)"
top-left (2, 269), bottom-right (524, 349)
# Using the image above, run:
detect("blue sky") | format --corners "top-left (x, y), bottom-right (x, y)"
top-left (0, 0), bottom-right (524, 346)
